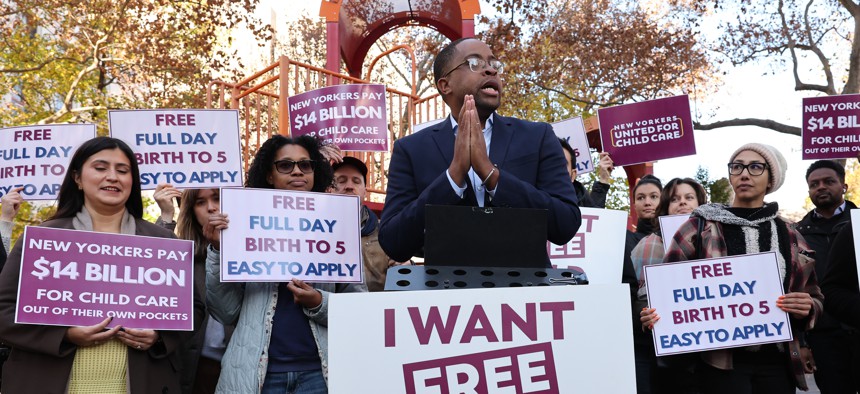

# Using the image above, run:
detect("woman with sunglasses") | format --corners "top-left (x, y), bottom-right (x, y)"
top-left (641, 143), bottom-right (822, 393)
top-left (203, 135), bottom-right (365, 393)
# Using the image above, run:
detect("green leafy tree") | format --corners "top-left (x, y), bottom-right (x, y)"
top-left (694, 166), bottom-right (732, 204)
top-left (0, 0), bottom-right (270, 132)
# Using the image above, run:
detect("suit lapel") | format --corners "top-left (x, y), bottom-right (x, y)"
top-left (489, 114), bottom-right (513, 167)
top-left (431, 118), bottom-right (455, 166)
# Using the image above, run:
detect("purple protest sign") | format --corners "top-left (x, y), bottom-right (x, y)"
top-left (802, 94), bottom-right (860, 159)
top-left (16, 227), bottom-right (194, 330)
top-left (288, 84), bottom-right (388, 151)
top-left (598, 95), bottom-right (696, 166)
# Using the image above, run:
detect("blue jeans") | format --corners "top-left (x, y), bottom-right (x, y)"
top-left (262, 370), bottom-right (327, 394)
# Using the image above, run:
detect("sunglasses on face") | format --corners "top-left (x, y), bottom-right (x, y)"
top-left (274, 159), bottom-right (315, 174)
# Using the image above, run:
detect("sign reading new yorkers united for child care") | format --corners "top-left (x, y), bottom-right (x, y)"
top-left (598, 95), bottom-right (696, 166)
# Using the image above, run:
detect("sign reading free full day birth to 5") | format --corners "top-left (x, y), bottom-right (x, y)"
top-left (0, 124), bottom-right (95, 200)
top-left (219, 188), bottom-right (363, 283)
top-left (109, 109), bottom-right (243, 190)
top-left (288, 84), bottom-right (388, 152)
top-left (644, 252), bottom-right (791, 356)
top-left (598, 95), bottom-right (696, 167)
top-left (16, 227), bottom-right (194, 330)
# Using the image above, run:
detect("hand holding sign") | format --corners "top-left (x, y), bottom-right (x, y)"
top-left (777, 292), bottom-right (814, 319)
top-left (286, 278), bottom-right (322, 309)
top-left (116, 327), bottom-right (159, 351)
top-left (64, 316), bottom-right (121, 347)
top-left (1, 186), bottom-right (24, 221)
top-left (597, 152), bottom-right (614, 183)
top-left (203, 213), bottom-right (229, 251)
top-left (153, 183), bottom-right (181, 222)
top-left (641, 307), bottom-right (660, 330)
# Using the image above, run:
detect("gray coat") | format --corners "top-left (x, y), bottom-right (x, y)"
top-left (205, 247), bottom-right (366, 393)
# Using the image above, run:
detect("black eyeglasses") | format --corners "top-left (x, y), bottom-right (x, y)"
top-left (440, 57), bottom-right (504, 79)
top-left (727, 162), bottom-right (768, 176)
top-left (274, 159), bottom-right (315, 174)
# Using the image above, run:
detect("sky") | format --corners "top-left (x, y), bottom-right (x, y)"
top-left (265, 0), bottom-right (825, 213)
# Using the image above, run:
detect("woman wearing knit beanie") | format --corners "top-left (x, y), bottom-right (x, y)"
top-left (640, 143), bottom-right (822, 393)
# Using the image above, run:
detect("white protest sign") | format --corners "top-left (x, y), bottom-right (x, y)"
top-left (644, 252), bottom-right (792, 356)
top-left (548, 207), bottom-right (628, 284)
top-left (659, 214), bottom-right (691, 252)
top-left (329, 284), bottom-right (635, 393)
top-left (219, 188), bottom-right (362, 283)
top-left (552, 117), bottom-right (594, 175)
top-left (0, 124), bottom-right (95, 200)
top-left (108, 109), bottom-right (243, 190)
top-left (853, 209), bottom-right (860, 290)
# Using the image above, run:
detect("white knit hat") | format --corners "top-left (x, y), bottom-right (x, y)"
top-left (730, 143), bottom-right (787, 194)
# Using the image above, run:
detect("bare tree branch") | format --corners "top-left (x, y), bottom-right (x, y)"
top-left (529, 80), bottom-right (623, 108)
top-left (803, 0), bottom-right (836, 94)
top-left (694, 119), bottom-right (800, 136)
top-left (838, 0), bottom-right (860, 93)
top-left (778, 0), bottom-right (837, 95)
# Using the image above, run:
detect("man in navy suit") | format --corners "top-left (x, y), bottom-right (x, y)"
top-left (379, 37), bottom-right (581, 262)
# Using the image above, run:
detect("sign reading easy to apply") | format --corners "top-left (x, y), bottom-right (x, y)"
top-left (598, 95), bottom-right (696, 166)
top-left (109, 109), bottom-right (243, 190)
top-left (219, 188), bottom-right (363, 283)
top-left (17, 227), bottom-right (194, 330)
top-left (552, 117), bottom-right (593, 175)
top-left (0, 124), bottom-right (95, 200)
top-left (548, 207), bottom-right (628, 285)
top-left (289, 84), bottom-right (388, 152)
top-left (328, 284), bottom-right (636, 393)
top-left (644, 252), bottom-right (791, 356)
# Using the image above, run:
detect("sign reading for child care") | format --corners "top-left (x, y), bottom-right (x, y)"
top-left (108, 109), bottom-right (243, 190)
top-left (644, 252), bottom-right (791, 356)
top-left (802, 94), bottom-right (860, 159)
top-left (328, 284), bottom-right (636, 393)
top-left (598, 95), bottom-right (696, 166)
top-left (289, 84), bottom-right (388, 151)
top-left (552, 117), bottom-right (594, 175)
top-left (548, 207), bottom-right (628, 285)
top-left (16, 227), bottom-right (194, 330)
top-left (0, 124), bottom-right (95, 200)
top-left (219, 188), bottom-right (362, 283)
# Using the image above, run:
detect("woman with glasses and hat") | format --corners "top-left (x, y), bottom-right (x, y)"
top-left (640, 143), bottom-right (822, 393)
top-left (202, 135), bottom-right (366, 393)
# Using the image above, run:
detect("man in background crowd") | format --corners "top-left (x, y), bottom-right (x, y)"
top-left (796, 160), bottom-right (858, 393)
top-left (331, 157), bottom-right (401, 291)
